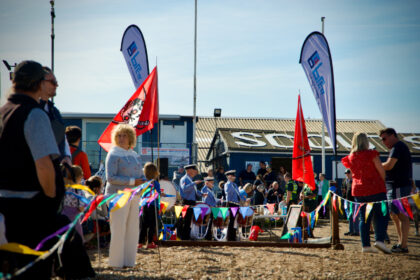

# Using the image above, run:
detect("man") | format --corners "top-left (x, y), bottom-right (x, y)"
top-left (263, 165), bottom-right (277, 188)
top-left (0, 61), bottom-right (63, 277)
top-left (239, 164), bottom-right (256, 186)
top-left (65, 125), bottom-right (91, 180)
top-left (267, 181), bottom-right (283, 206)
top-left (201, 177), bottom-right (217, 240)
top-left (40, 67), bottom-right (72, 165)
top-left (299, 183), bottom-right (318, 237)
top-left (224, 170), bottom-right (245, 241)
top-left (179, 164), bottom-right (203, 240)
top-left (202, 177), bottom-right (218, 207)
top-left (342, 169), bottom-right (359, 236)
top-left (380, 128), bottom-right (414, 253)
top-left (284, 172), bottom-right (298, 209)
top-left (172, 165), bottom-right (185, 192)
top-left (257, 161), bottom-right (267, 177)
top-left (317, 173), bottom-right (330, 218)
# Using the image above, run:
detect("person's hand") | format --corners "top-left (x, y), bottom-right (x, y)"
top-left (202, 193), bottom-right (208, 197)
top-left (194, 180), bottom-right (203, 184)
top-left (274, 191), bottom-right (278, 195)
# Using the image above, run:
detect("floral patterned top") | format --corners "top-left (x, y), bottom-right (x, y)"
top-left (341, 149), bottom-right (386, 197)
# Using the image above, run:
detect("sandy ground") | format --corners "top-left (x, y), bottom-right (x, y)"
top-left (87, 219), bottom-right (420, 280)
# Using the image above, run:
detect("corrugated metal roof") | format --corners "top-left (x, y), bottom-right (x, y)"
top-left (196, 117), bottom-right (387, 164)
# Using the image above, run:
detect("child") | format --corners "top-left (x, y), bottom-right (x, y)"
top-left (84, 176), bottom-right (110, 247)
top-left (138, 162), bottom-right (162, 249)
top-left (62, 165), bottom-right (86, 242)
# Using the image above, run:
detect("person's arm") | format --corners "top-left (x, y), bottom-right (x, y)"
top-left (373, 156), bottom-right (386, 182)
top-left (382, 157), bottom-right (397, 171)
top-left (79, 152), bottom-right (91, 180)
top-left (35, 155), bottom-right (56, 198)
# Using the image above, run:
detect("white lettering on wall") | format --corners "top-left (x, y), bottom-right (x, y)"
top-left (265, 133), bottom-right (294, 149)
top-left (231, 132), bottom-right (266, 147)
top-left (307, 134), bottom-right (333, 149)
top-left (404, 136), bottom-right (420, 150)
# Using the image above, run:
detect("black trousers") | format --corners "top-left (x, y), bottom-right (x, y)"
top-left (178, 200), bottom-right (196, 240)
top-left (227, 202), bottom-right (237, 241)
top-left (139, 204), bottom-right (157, 244)
top-left (204, 215), bottom-right (213, 241)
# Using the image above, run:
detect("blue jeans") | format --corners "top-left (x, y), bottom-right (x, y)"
top-left (349, 205), bottom-right (360, 234)
top-left (355, 193), bottom-right (389, 247)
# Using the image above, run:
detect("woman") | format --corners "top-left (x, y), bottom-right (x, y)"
top-left (342, 132), bottom-right (391, 254)
top-left (105, 124), bottom-right (145, 268)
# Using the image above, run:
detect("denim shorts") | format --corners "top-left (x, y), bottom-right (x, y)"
top-left (386, 184), bottom-right (412, 214)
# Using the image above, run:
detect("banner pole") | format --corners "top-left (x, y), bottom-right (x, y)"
top-left (321, 17), bottom-right (326, 175)
top-left (192, 0), bottom-right (198, 164)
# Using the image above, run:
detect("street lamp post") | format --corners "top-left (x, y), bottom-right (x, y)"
top-left (213, 108), bottom-right (222, 170)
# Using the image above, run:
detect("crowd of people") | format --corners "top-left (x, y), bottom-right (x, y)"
top-left (0, 60), bottom-right (418, 277)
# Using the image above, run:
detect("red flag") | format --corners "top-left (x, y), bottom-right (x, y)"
top-left (292, 95), bottom-right (316, 191)
top-left (98, 67), bottom-right (159, 152)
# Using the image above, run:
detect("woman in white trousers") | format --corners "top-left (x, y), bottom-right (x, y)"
top-left (105, 124), bottom-right (145, 268)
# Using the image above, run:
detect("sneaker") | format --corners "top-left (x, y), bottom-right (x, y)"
top-left (344, 232), bottom-right (351, 236)
top-left (391, 244), bottom-right (408, 253)
top-left (350, 232), bottom-right (360, 236)
top-left (374, 241), bottom-right (392, 254)
top-left (362, 246), bottom-right (378, 253)
top-left (147, 242), bottom-right (157, 249)
top-left (391, 243), bottom-right (400, 250)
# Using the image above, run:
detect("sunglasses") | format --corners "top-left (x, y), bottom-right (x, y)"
top-left (381, 136), bottom-right (387, 142)
top-left (44, 78), bottom-right (58, 86)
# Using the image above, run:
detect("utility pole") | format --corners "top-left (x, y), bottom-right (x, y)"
top-left (192, 0), bottom-right (198, 164)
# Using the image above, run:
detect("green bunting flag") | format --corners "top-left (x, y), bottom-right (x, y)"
top-left (381, 201), bottom-right (387, 216)
top-left (212, 207), bottom-right (220, 219)
top-left (281, 232), bottom-right (291, 240)
top-left (219, 208), bottom-right (229, 220)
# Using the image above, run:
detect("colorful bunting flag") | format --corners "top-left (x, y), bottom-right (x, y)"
top-left (230, 207), bottom-right (239, 218)
top-left (174, 206), bottom-right (183, 218)
top-left (266, 204), bottom-right (275, 215)
top-left (365, 203), bottom-right (373, 222)
top-left (412, 193), bottom-right (420, 209)
top-left (193, 207), bottom-right (201, 221)
top-left (401, 198), bottom-right (414, 220)
top-left (181, 205), bottom-right (189, 218)
top-left (200, 207), bottom-right (209, 220)
top-left (0, 243), bottom-right (47, 256)
top-left (393, 200), bottom-right (407, 217)
top-left (212, 207), bottom-right (220, 219)
top-left (220, 208), bottom-right (229, 220)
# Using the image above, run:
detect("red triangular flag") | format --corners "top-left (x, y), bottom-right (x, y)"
top-left (98, 67), bottom-right (159, 152)
top-left (181, 205), bottom-right (189, 218)
top-left (401, 197), bottom-right (414, 220)
top-left (292, 95), bottom-right (316, 191)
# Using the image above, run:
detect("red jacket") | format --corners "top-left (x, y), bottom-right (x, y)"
top-left (70, 146), bottom-right (91, 180)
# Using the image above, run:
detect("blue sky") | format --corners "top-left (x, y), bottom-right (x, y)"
top-left (1, 0), bottom-right (419, 132)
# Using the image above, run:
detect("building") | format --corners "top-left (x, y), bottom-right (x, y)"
top-left (62, 113), bottom-right (194, 178)
top-left (197, 117), bottom-right (420, 182)
top-left (62, 113), bottom-right (420, 183)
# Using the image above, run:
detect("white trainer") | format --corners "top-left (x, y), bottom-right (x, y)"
top-left (374, 241), bottom-right (392, 254)
top-left (362, 246), bottom-right (378, 253)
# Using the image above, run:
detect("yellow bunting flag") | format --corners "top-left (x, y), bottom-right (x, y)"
top-left (365, 203), bottom-right (373, 222)
top-left (0, 243), bottom-right (48, 256)
top-left (322, 192), bottom-right (331, 206)
top-left (413, 193), bottom-right (420, 209)
top-left (315, 211), bottom-right (319, 225)
top-left (159, 231), bottom-right (163, 240)
top-left (65, 184), bottom-right (95, 196)
top-left (338, 196), bottom-right (343, 215)
top-left (174, 206), bottom-right (183, 218)
top-left (110, 190), bottom-right (131, 212)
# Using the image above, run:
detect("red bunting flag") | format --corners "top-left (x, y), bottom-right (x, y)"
top-left (292, 95), bottom-right (316, 191)
top-left (98, 66), bottom-right (159, 152)
top-left (401, 198), bottom-right (414, 220)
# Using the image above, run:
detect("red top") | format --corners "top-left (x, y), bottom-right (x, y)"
top-left (341, 150), bottom-right (386, 197)
top-left (70, 146), bottom-right (91, 180)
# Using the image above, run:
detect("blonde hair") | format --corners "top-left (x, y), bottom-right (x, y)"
top-left (143, 162), bottom-right (159, 180)
top-left (243, 183), bottom-right (253, 193)
top-left (351, 132), bottom-right (369, 153)
top-left (111, 124), bottom-right (137, 149)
